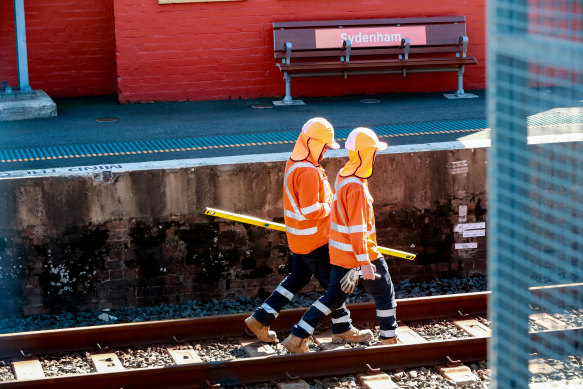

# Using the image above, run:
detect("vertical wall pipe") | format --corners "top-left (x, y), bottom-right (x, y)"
top-left (13, 0), bottom-right (32, 93)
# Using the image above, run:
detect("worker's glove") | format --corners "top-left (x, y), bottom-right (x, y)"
top-left (340, 268), bottom-right (360, 294)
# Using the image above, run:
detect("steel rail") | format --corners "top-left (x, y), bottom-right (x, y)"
top-left (0, 286), bottom-right (579, 388)
top-left (531, 327), bottom-right (583, 356)
top-left (529, 282), bottom-right (583, 301)
top-left (1, 328), bottom-right (581, 389)
top-left (0, 337), bottom-right (489, 389)
top-left (0, 282), bottom-right (579, 359)
top-left (0, 292), bottom-right (488, 359)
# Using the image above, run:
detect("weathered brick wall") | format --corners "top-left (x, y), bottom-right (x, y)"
top-left (0, 0), bottom-right (116, 97)
top-left (0, 149), bottom-right (487, 317)
top-left (0, 215), bottom-right (299, 316)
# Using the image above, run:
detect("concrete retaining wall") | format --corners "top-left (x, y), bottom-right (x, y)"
top-left (0, 146), bottom-right (487, 317)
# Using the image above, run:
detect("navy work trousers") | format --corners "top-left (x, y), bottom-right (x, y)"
top-left (290, 256), bottom-right (397, 339)
top-left (252, 244), bottom-right (352, 334)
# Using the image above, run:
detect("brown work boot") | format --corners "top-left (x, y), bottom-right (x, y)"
top-left (331, 327), bottom-right (374, 343)
top-left (380, 337), bottom-right (398, 345)
top-left (244, 316), bottom-right (278, 343)
top-left (281, 333), bottom-right (309, 353)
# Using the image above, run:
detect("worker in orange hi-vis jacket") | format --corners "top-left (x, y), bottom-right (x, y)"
top-left (245, 118), bottom-right (372, 345)
top-left (282, 127), bottom-right (398, 354)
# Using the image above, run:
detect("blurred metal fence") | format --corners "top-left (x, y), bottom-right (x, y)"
top-left (487, 0), bottom-right (583, 387)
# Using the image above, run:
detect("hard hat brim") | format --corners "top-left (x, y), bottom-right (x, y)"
top-left (376, 141), bottom-right (388, 151)
top-left (328, 140), bottom-right (341, 149)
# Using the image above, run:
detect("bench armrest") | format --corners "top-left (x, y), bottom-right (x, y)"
top-left (457, 36), bottom-right (468, 58)
top-left (284, 42), bottom-right (292, 64)
top-left (400, 38), bottom-right (410, 60)
top-left (342, 40), bottom-right (352, 62)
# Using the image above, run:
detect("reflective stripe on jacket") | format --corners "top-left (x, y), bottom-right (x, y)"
top-left (283, 159), bottom-right (333, 254)
top-left (329, 174), bottom-right (382, 268)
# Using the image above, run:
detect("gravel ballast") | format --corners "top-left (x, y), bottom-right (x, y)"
top-left (0, 275), bottom-right (488, 334)
top-left (2, 274), bottom-right (581, 388)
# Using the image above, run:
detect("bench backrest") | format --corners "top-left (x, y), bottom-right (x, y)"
top-left (273, 16), bottom-right (469, 61)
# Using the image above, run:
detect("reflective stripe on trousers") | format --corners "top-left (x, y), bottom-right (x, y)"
top-left (252, 245), bottom-right (352, 334)
top-left (291, 257), bottom-right (397, 339)
top-left (360, 257), bottom-right (397, 338)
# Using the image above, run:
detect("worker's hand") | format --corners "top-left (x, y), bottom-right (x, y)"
top-left (322, 202), bottom-right (331, 216)
top-left (325, 186), bottom-right (334, 205)
top-left (360, 263), bottom-right (376, 280)
top-left (327, 194), bottom-right (334, 206)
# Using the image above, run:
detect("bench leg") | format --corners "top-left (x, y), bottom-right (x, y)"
top-left (444, 65), bottom-right (477, 99)
top-left (456, 65), bottom-right (465, 97)
top-left (283, 72), bottom-right (294, 104)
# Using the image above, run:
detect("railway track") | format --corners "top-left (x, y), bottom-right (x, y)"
top-left (0, 286), bottom-right (580, 388)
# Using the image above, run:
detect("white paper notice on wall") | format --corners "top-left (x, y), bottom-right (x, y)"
top-left (454, 222), bottom-right (486, 233)
top-left (455, 242), bottom-right (478, 250)
top-left (463, 229), bottom-right (486, 237)
top-left (462, 222), bottom-right (486, 230)
top-left (459, 205), bottom-right (468, 223)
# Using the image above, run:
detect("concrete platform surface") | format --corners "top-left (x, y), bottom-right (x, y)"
top-left (0, 88), bottom-right (581, 176)
top-left (0, 90), bottom-right (57, 122)
top-left (0, 90), bottom-right (487, 172)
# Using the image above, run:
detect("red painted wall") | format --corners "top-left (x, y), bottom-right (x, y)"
top-left (0, 3), bottom-right (18, 90)
top-left (0, 1), bottom-right (116, 98)
top-left (1, 0), bottom-right (485, 102)
top-left (114, 0), bottom-right (486, 103)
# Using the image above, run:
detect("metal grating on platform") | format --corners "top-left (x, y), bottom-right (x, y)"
top-left (0, 119), bottom-right (489, 163)
top-left (2, 112), bottom-right (581, 164)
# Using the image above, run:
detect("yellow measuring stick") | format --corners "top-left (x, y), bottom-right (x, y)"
top-left (204, 207), bottom-right (416, 261)
top-left (205, 207), bottom-right (286, 232)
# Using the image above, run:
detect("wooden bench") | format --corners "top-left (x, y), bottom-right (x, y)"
top-left (273, 16), bottom-right (478, 104)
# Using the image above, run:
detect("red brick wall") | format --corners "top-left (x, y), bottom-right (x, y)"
top-left (114, 0), bottom-right (486, 102)
top-left (0, 3), bottom-right (17, 89)
top-left (0, 1), bottom-right (116, 97)
top-left (0, 2), bottom-right (18, 90)
top-left (1, 0), bottom-right (486, 102)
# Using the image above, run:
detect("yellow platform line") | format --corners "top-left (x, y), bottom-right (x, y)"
top-left (0, 128), bottom-right (488, 164)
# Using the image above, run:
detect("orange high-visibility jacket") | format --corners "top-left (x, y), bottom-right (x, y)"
top-left (283, 159), bottom-right (333, 254)
top-left (329, 174), bottom-right (382, 269)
